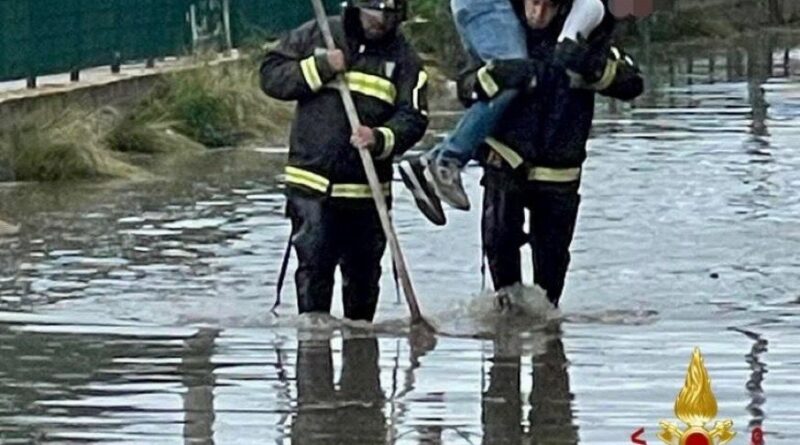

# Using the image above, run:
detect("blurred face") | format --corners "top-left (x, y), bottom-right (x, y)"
top-left (524, 0), bottom-right (558, 29)
top-left (359, 8), bottom-right (399, 40)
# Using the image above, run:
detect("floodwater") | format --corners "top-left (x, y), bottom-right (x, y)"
top-left (1, 35), bottom-right (800, 444)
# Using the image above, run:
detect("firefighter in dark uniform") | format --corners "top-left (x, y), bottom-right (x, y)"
top-left (260, 0), bottom-right (429, 321)
top-left (459, 0), bottom-right (644, 307)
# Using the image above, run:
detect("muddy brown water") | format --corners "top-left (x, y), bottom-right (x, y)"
top-left (1, 39), bottom-right (800, 444)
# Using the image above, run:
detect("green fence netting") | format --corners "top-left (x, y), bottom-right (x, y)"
top-left (0, 0), bottom-right (343, 82)
top-left (230, 0), bottom-right (342, 48)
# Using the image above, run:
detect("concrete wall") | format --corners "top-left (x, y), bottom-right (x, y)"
top-left (0, 74), bottom-right (161, 132)
top-left (0, 55), bottom-right (241, 132)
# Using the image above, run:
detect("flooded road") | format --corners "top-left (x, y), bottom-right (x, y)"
top-left (1, 36), bottom-right (800, 444)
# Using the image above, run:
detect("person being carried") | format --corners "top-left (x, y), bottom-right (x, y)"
top-left (400, 0), bottom-right (608, 225)
top-left (457, 0), bottom-right (644, 307)
top-left (260, 0), bottom-right (429, 322)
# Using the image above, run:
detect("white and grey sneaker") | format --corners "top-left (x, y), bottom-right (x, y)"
top-left (399, 155), bottom-right (447, 226)
top-left (429, 156), bottom-right (471, 211)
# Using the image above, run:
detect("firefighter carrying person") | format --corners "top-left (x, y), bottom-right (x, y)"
top-left (260, 0), bottom-right (429, 321)
top-left (399, 0), bottom-right (607, 222)
top-left (401, 0), bottom-right (644, 307)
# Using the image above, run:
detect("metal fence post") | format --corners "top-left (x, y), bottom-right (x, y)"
top-left (112, 52), bottom-right (121, 73)
top-left (222, 0), bottom-right (233, 53)
top-left (25, 0), bottom-right (35, 88)
top-left (112, 0), bottom-right (122, 74)
top-left (189, 4), bottom-right (199, 52)
top-left (785, 48), bottom-right (791, 77)
top-left (73, 0), bottom-right (82, 83)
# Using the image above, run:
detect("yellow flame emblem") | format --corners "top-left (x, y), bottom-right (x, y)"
top-left (658, 348), bottom-right (736, 445)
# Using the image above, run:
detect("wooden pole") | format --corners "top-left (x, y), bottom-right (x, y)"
top-left (309, 0), bottom-right (432, 330)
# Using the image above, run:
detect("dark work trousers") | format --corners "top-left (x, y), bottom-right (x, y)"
top-left (287, 191), bottom-right (387, 322)
top-left (481, 170), bottom-right (581, 306)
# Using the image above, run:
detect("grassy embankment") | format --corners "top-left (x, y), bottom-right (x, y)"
top-left (0, 54), bottom-right (291, 182)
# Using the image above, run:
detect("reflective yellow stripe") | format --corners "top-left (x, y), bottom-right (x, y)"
top-left (331, 182), bottom-right (392, 198)
top-left (590, 58), bottom-right (619, 92)
top-left (477, 65), bottom-right (500, 98)
top-left (484, 138), bottom-right (580, 183)
top-left (285, 166), bottom-right (329, 192)
top-left (528, 166), bottom-right (581, 183)
top-left (485, 137), bottom-right (524, 169)
top-left (345, 72), bottom-right (397, 104)
top-left (375, 127), bottom-right (395, 160)
top-left (285, 166), bottom-right (392, 198)
top-left (300, 56), bottom-right (323, 91)
top-left (413, 70), bottom-right (428, 114)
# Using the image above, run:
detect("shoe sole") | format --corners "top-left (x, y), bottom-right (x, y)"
top-left (399, 160), bottom-right (446, 226)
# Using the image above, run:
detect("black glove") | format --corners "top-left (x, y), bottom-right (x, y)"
top-left (599, 48), bottom-right (645, 100)
top-left (553, 36), bottom-right (608, 85)
top-left (489, 58), bottom-right (540, 91)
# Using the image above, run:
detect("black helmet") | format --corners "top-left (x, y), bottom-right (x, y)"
top-left (346, 0), bottom-right (408, 21)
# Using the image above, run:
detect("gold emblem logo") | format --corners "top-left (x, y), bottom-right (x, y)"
top-left (658, 348), bottom-right (736, 445)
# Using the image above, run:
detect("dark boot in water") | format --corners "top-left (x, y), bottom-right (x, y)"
top-left (493, 288), bottom-right (513, 313)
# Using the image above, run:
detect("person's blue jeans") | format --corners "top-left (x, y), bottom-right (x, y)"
top-left (432, 0), bottom-right (528, 167)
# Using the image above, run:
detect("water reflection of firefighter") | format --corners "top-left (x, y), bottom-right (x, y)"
top-left (482, 323), bottom-right (578, 444)
top-left (292, 337), bottom-right (386, 444)
top-left (730, 328), bottom-right (768, 435)
top-left (180, 328), bottom-right (218, 444)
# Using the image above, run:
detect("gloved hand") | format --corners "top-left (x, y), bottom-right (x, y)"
top-left (488, 58), bottom-right (541, 91)
top-left (553, 35), bottom-right (608, 85)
